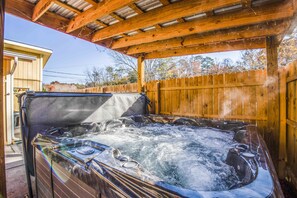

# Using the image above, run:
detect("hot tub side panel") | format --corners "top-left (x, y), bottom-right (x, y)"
top-left (35, 149), bottom-right (99, 198)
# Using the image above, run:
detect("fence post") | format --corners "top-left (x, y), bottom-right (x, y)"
top-left (155, 82), bottom-right (160, 114)
top-left (137, 56), bottom-right (145, 93)
top-left (266, 36), bottom-right (280, 167)
top-left (279, 67), bottom-right (287, 179)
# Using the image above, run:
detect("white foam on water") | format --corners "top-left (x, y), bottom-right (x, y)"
top-left (83, 122), bottom-right (239, 191)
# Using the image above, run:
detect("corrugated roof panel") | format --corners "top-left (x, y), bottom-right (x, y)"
top-left (87, 22), bottom-right (103, 30)
top-left (136, 0), bottom-right (163, 12)
top-left (109, 20), bottom-right (120, 25)
top-left (252, 0), bottom-right (281, 6)
top-left (214, 4), bottom-right (243, 14)
top-left (100, 15), bottom-right (118, 25)
top-left (113, 35), bottom-right (124, 39)
top-left (49, 4), bottom-right (76, 19)
top-left (161, 20), bottom-right (179, 27)
top-left (115, 6), bottom-right (137, 19)
top-left (184, 13), bottom-right (207, 22)
top-left (126, 12), bottom-right (139, 19)
top-left (141, 26), bottom-right (156, 31)
top-left (26, 0), bottom-right (37, 3)
top-left (65, 0), bottom-right (93, 11)
top-left (126, 31), bottom-right (139, 36)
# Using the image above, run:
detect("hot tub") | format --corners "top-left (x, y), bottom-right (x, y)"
top-left (19, 92), bottom-right (283, 198)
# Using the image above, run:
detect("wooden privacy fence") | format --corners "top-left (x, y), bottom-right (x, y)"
top-left (279, 61), bottom-right (297, 186)
top-left (79, 70), bottom-right (268, 136)
top-left (146, 70), bottom-right (268, 136)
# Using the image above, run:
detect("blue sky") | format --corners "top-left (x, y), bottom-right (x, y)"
top-left (4, 13), bottom-right (242, 84)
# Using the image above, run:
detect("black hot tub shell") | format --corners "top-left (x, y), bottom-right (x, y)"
top-left (19, 92), bottom-right (284, 198)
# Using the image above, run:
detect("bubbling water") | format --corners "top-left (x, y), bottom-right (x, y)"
top-left (81, 122), bottom-right (240, 191)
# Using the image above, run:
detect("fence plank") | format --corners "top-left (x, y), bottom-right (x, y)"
top-left (279, 68), bottom-right (287, 179)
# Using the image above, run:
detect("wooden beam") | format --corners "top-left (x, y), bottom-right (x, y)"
top-left (129, 3), bottom-right (164, 31)
top-left (137, 56), bottom-right (145, 93)
top-left (92, 0), bottom-right (242, 41)
top-left (111, 0), bottom-right (294, 49)
top-left (266, 36), bottom-right (280, 167)
top-left (144, 38), bottom-right (265, 59)
top-left (0, 0), bottom-right (6, 197)
top-left (66, 0), bottom-right (136, 33)
top-left (242, 0), bottom-right (252, 8)
top-left (277, 4), bottom-right (297, 44)
top-left (177, 18), bottom-right (185, 23)
top-left (159, 0), bottom-right (170, 6)
top-left (127, 20), bottom-right (290, 55)
top-left (32, 0), bottom-right (55, 21)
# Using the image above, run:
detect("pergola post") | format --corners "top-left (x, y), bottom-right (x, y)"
top-left (266, 36), bottom-right (280, 167)
top-left (137, 56), bottom-right (145, 93)
top-left (0, 0), bottom-right (6, 197)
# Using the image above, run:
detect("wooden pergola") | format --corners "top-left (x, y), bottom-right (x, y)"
top-left (1, 0), bottom-right (297, 196)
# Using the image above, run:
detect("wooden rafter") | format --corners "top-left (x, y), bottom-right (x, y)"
top-left (159, 0), bottom-right (187, 26)
top-left (205, 10), bottom-right (215, 17)
top-left (127, 20), bottom-right (290, 55)
top-left (111, 1), bottom-right (295, 49)
top-left (177, 18), bottom-right (185, 23)
top-left (66, 0), bottom-right (136, 33)
top-left (110, 13), bottom-right (127, 37)
top-left (144, 38), bottom-right (266, 59)
top-left (32, 0), bottom-right (55, 21)
top-left (129, 3), bottom-right (164, 30)
top-left (159, 0), bottom-right (170, 6)
top-left (6, 0), bottom-right (114, 48)
top-left (242, 0), bottom-right (252, 7)
top-left (92, 0), bottom-right (242, 41)
top-left (277, 2), bottom-right (297, 44)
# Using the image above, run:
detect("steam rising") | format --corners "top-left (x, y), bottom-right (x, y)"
top-left (80, 122), bottom-right (239, 191)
